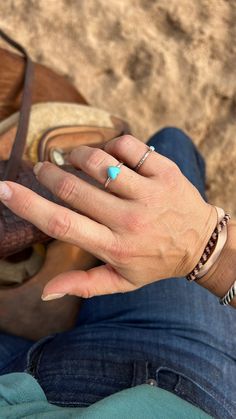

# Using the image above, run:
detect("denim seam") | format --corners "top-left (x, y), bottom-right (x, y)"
top-left (156, 365), bottom-right (223, 403)
top-left (131, 362), bottom-right (137, 387)
top-left (25, 335), bottom-right (56, 377)
top-left (156, 366), bottom-right (234, 418)
top-left (174, 390), bottom-right (234, 419)
top-left (39, 375), bottom-right (129, 385)
top-left (175, 375), bottom-right (233, 415)
top-left (48, 359), bottom-right (133, 365)
top-left (48, 399), bottom-right (90, 407)
top-left (145, 361), bottom-right (149, 382)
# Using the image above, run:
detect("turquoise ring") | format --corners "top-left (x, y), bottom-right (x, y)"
top-left (104, 162), bottom-right (123, 189)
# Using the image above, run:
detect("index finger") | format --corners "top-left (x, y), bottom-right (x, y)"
top-left (0, 181), bottom-right (114, 259)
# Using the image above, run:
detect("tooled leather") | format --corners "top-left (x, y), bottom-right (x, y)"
top-left (0, 161), bottom-right (86, 259)
top-left (0, 162), bottom-right (49, 258)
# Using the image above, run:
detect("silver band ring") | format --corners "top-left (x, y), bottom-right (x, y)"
top-left (134, 146), bottom-right (155, 172)
top-left (104, 162), bottom-right (123, 189)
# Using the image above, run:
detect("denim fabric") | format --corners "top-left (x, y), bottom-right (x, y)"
top-left (0, 127), bottom-right (235, 418)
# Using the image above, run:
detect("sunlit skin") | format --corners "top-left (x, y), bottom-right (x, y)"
top-left (0, 135), bottom-right (217, 300)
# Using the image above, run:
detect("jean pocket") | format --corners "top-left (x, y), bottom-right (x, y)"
top-left (35, 357), bottom-right (134, 407)
top-left (25, 334), bottom-right (56, 376)
top-left (156, 366), bottom-right (234, 419)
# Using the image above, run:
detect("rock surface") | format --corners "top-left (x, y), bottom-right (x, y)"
top-left (1, 0), bottom-right (236, 215)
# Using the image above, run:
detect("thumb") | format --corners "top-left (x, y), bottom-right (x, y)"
top-left (41, 264), bottom-right (136, 300)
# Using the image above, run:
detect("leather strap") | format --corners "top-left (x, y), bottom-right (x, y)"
top-left (0, 28), bottom-right (33, 181)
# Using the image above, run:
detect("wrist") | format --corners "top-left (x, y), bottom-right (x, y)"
top-left (197, 220), bottom-right (236, 307)
top-left (183, 203), bottom-right (218, 276)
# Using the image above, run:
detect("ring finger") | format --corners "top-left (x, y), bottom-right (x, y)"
top-left (69, 145), bottom-right (144, 199)
top-left (104, 135), bottom-right (167, 177)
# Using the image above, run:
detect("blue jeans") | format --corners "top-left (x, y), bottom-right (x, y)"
top-left (0, 128), bottom-right (235, 418)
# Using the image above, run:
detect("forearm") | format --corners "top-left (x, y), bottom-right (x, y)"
top-left (197, 219), bottom-right (236, 308)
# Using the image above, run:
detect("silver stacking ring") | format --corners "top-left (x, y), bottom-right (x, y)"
top-left (134, 146), bottom-right (155, 172)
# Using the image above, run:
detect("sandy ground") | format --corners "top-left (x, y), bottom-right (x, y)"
top-left (0, 0), bottom-right (236, 216)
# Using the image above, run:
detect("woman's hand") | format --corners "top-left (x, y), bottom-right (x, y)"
top-left (0, 135), bottom-right (217, 299)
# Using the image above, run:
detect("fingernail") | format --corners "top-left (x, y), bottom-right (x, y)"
top-left (41, 293), bottom-right (66, 301)
top-left (0, 181), bottom-right (12, 200)
top-left (34, 162), bottom-right (43, 176)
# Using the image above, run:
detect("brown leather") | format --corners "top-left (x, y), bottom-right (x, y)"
top-left (0, 29), bottom-right (34, 181)
top-left (0, 29), bottom-right (130, 259)
top-left (0, 28), bottom-right (88, 181)
top-left (0, 125), bottom-right (130, 161)
top-left (0, 49), bottom-right (87, 122)
top-left (38, 119), bottom-right (129, 161)
top-left (0, 125), bottom-right (17, 160)
top-left (0, 119), bottom-right (129, 162)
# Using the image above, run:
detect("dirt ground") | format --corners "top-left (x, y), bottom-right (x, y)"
top-left (1, 0), bottom-right (236, 216)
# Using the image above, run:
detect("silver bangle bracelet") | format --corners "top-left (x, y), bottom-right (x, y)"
top-left (219, 280), bottom-right (236, 306)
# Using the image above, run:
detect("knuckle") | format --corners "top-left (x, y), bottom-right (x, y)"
top-left (125, 180), bottom-right (143, 198)
top-left (86, 148), bottom-right (106, 171)
top-left (113, 134), bottom-right (135, 154)
top-left (123, 209), bottom-right (146, 233)
top-left (70, 147), bottom-right (80, 162)
top-left (161, 162), bottom-right (181, 188)
top-left (54, 175), bottom-right (76, 202)
top-left (47, 211), bottom-right (72, 239)
top-left (19, 193), bottom-right (33, 218)
top-left (80, 288), bottom-right (94, 299)
top-left (110, 244), bottom-right (128, 264)
top-left (108, 237), bottom-right (134, 265)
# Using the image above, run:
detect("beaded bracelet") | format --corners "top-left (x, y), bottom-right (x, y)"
top-left (186, 211), bottom-right (231, 282)
top-left (219, 280), bottom-right (236, 306)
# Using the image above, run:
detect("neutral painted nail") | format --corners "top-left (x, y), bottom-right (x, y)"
top-left (33, 162), bottom-right (43, 176)
top-left (0, 181), bottom-right (12, 200)
top-left (41, 293), bottom-right (66, 301)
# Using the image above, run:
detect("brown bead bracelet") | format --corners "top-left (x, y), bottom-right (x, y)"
top-left (186, 213), bottom-right (231, 282)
